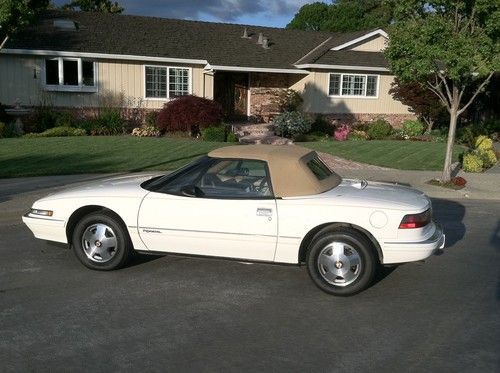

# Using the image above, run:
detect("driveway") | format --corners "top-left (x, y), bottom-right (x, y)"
top-left (0, 176), bottom-right (499, 372)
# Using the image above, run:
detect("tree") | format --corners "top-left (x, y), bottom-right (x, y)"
top-left (0, 0), bottom-right (49, 50)
top-left (62, 0), bottom-right (123, 13)
top-left (389, 78), bottom-right (447, 133)
top-left (286, 2), bottom-right (329, 31)
top-left (287, 0), bottom-right (392, 32)
top-left (384, 0), bottom-right (500, 182)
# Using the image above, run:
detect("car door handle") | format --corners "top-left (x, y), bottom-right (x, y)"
top-left (256, 208), bottom-right (273, 217)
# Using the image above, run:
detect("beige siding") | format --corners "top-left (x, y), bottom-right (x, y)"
top-left (297, 70), bottom-right (410, 115)
top-left (0, 55), bottom-right (41, 106)
top-left (349, 35), bottom-right (387, 52)
top-left (0, 54), bottom-right (209, 109)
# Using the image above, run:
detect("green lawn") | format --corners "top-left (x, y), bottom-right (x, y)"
top-left (302, 140), bottom-right (465, 171)
top-left (0, 136), bottom-right (229, 178)
top-left (0, 136), bottom-right (465, 178)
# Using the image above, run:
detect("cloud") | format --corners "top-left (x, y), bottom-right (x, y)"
top-left (54, 0), bottom-right (312, 23)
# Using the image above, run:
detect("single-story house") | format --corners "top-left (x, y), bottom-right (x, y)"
top-left (0, 10), bottom-right (414, 125)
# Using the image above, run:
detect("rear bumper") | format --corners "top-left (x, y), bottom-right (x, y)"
top-left (381, 223), bottom-right (445, 264)
top-left (22, 213), bottom-right (68, 244)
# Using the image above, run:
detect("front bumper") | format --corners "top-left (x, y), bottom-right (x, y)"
top-left (381, 223), bottom-right (445, 264)
top-left (22, 213), bottom-right (68, 244)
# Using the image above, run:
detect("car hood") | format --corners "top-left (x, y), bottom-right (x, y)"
top-left (39, 173), bottom-right (161, 201)
top-left (312, 179), bottom-right (430, 211)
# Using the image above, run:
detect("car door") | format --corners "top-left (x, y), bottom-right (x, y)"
top-left (138, 158), bottom-right (278, 261)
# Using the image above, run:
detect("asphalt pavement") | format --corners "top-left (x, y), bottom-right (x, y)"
top-left (0, 175), bottom-right (499, 372)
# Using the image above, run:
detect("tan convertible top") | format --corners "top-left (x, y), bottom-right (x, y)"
top-left (208, 145), bottom-right (341, 197)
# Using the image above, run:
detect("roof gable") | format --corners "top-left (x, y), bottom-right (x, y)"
top-left (331, 29), bottom-right (388, 51)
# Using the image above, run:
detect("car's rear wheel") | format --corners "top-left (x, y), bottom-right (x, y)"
top-left (72, 212), bottom-right (133, 270)
top-left (306, 228), bottom-right (376, 296)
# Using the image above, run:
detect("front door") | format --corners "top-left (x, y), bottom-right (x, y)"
top-left (138, 158), bottom-right (277, 261)
top-left (214, 72), bottom-right (248, 120)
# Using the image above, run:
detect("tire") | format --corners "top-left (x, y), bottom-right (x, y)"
top-left (306, 228), bottom-right (376, 296)
top-left (72, 211), bottom-right (133, 270)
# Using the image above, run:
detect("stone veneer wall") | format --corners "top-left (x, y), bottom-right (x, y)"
top-left (324, 113), bottom-right (417, 128)
top-left (249, 73), bottom-right (299, 123)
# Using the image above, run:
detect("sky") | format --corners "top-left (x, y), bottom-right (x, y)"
top-left (52, 0), bottom-right (319, 27)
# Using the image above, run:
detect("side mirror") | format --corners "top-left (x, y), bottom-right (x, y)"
top-left (180, 185), bottom-right (204, 197)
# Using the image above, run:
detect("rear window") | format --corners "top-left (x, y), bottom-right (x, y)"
top-left (307, 157), bottom-right (333, 180)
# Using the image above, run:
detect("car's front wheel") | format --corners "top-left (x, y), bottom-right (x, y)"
top-left (306, 228), bottom-right (376, 296)
top-left (72, 212), bottom-right (133, 270)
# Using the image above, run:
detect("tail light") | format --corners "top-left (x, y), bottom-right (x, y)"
top-left (399, 209), bottom-right (431, 229)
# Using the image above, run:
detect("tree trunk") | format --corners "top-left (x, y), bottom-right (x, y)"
top-left (0, 35), bottom-right (9, 50)
top-left (442, 109), bottom-right (458, 182)
top-left (423, 117), bottom-right (434, 134)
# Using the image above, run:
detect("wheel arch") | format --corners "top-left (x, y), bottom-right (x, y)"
top-left (298, 222), bottom-right (383, 264)
top-left (65, 205), bottom-right (128, 244)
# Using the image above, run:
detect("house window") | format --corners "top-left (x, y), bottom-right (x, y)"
top-left (45, 59), bottom-right (59, 85)
top-left (44, 58), bottom-right (96, 91)
top-left (145, 66), bottom-right (191, 99)
top-left (145, 66), bottom-right (167, 98)
top-left (328, 73), bottom-right (379, 98)
top-left (329, 74), bottom-right (341, 96)
top-left (169, 68), bottom-right (190, 98)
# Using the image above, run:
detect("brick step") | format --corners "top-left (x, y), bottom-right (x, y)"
top-left (239, 135), bottom-right (293, 145)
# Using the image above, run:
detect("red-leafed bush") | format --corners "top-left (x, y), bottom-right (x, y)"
top-left (451, 177), bottom-right (467, 187)
top-left (156, 95), bottom-right (224, 135)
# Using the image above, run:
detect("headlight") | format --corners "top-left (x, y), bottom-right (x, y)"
top-left (30, 208), bottom-right (54, 217)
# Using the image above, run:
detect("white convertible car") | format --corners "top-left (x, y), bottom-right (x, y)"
top-left (23, 145), bottom-right (445, 295)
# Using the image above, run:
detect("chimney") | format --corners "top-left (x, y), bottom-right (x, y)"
top-left (262, 37), bottom-right (270, 49)
top-left (241, 27), bottom-right (250, 38)
top-left (257, 32), bottom-right (264, 44)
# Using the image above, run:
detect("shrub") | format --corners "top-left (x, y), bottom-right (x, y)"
top-left (474, 135), bottom-right (493, 151)
top-left (226, 132), bottom-right (239, 142)
top-left (401, 120), bottom-right (424, 138)
top-left (367, 119), bottom-right (393, 140)
top-left (201, 125), bottom-right (227, 142)
top-left (0, 121), bottom-right (18, 138)
top-left (477, 149), bottom-right (497, 168)
top-left (333, 124), bottom-right (351, 141)
top-left (462, 152), bottom-right (484, 172)
top-left (482, 119), bottom-right (500, 140)
top-left (273, 111), bottom-right (312, 138)
top-left (24, 126), bottom-right (86, 138)
top-left (131, 125), bottom-right (161, 137)
top-left (156, 95), bottom-right (224, 135)
top-left (451, 176), bottom-right (467, 187)
top-left (309, 115), bottom-right (332, 134)
top-left (87, 110), bottom-right (126, 135)
top-left (352, 121), bottom-right (370, 132)
top-left (349, 130), bottom-right (369, 141)
top-left (55, 111), bottom-right (79, 128)
top-left (27, 105), bottom-right (59, 133)
top-left (145, 111), bottom-right (158, 127)
top-left (275, 89), bottom-right (303, 112)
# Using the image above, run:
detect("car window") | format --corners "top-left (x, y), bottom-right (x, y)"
top-left (155, 158), bottom-right (213, 195)
top-left (197, 159), bottom-right (273, 198)
top-left (307, 157), bottom-right (332, 180)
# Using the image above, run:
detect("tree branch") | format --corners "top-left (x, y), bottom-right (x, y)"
top-left (426, 81), bottom-right (450, 111)
top-left (437, 72), bottom-right (453, 105)
top-left (457, 72), bottom-right (494, 115)
top-left (0, 35), bottom-right (9, 51)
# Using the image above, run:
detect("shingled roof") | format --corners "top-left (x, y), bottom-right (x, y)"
top-left (4, 10), bottom-right (389, 71)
